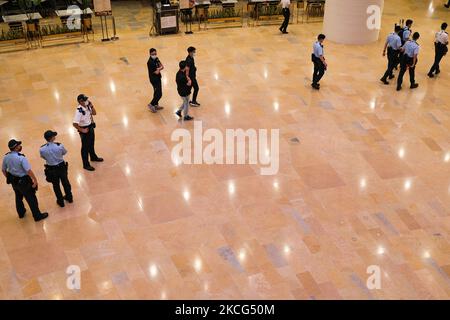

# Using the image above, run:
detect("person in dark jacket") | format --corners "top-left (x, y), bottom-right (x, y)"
top-left (175, 61), bottom-right (194, 121)
top-left (147, 48), bottom-right (164, 113)
top-left (185, 46), bottom-right (200, 107)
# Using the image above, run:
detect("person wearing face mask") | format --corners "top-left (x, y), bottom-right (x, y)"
top-left (185, 46), bottom-right (200, 107)
top-left (147, 48), bottom-right (164, 113)
top-left (73, 94), bottom-right (104, 171)
top-left (2, 139), bottom-right (49, 222)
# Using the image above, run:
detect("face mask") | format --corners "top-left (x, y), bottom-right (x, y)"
top-left (151, 55), bottom-right (157, 59)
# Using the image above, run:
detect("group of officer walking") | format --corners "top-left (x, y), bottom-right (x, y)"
top-left (147, 46), bottom-right (200, 121)
top-left (381, 20), bottom-right (448, 91)
top-left (2, 94), bottom-right (103, 222)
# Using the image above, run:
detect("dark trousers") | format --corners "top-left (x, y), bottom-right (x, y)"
top-left (10, 176), bottom-right (42, 219)
top-left (312, 57), bottom-right (325, 84)
top-left (46, 163), bottom-right (72, 202)
top-left (429, 43), bottom-right (447, 74)
top-left (191, 78), bottom-right (199, 103)
top-left (280, 8), bottom-right (290, 32)
top-left (79, 125), bottom-right (99, 167)
top-left (150, 77), bottom-right (162, 106)
top-left (397, 56), bottom-right (416, 87)
top-left (381, 48), bottom-right (399, 80)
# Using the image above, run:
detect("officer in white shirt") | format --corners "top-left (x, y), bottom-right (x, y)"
top-left (381, 25), bottom-right (402, 84)
top-left (279, 0), bottom-right (291, 34)
top-left (72, 94), bottom-right (103, 171)
top-left (311, 34), bottom-right (327, 90)
top-left (397, 32), bottom-right (420, 91)
top-left (428, 22), bottom-right (448, 78)
top-left (40, 130), bottom-right (73, 207)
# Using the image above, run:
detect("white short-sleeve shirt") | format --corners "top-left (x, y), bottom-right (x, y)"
top-left (73, 104), bottom-right (92, 127)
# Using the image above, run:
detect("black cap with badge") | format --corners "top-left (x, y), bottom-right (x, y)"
top-left (77, 94), bottom-right (89, 102)
top-left (44, 130), bottom-right (57, 141)
top-left (8, 139), bottom-right (22, 150)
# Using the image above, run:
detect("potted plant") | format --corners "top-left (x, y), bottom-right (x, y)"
top-left (81, 0), bottom-right (92, 31)
top-left (18, 0), bottom-right (41, 32)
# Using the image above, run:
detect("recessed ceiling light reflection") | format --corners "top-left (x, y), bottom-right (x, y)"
top-left (54, 90), bottom-right (60, 102)
top-left (238, 249), bottom-right (246, 261)
top-left (214, 73), bottom-right (219, 80)
top-left (125, 165), bottom-right (131, 176)
top-left (228, 181), bottom-right (235, 195)
top-left (423, 251), bottom-right (431, 259)
top-left (110, 80), bottom-right (116, 93)
top-left (224, 102), bottom-right (231, 115)
top-left (263, 68), bottom-right (268, 79)
top-left (273, 102), bottom-right (279, 111)
top-left (273, 181), bottom-right (279, 190)
top-left (76, 174), bottom-right (82, 186)
top-left (163, 77), bottom-right (167, 86)
top-left (360, 178), bottom-right (367, 189)
top-left (194, 257), bottom-right (202, 272)
top-left (370, 99), bottom-right (376, 110)
top-left (137, 197), bottom-right (144, 211)
top-left (377, 246), bottom-right (385, 255)
top-left (444, 152), bottom-right (450, 163)
top-left (284, 245), bottom-right (291, 255)
top-left (404, 179), bottom-right (412, 191)
top-left (149, 264), bottom-right (158, 278)
top-left (183, 190), bottom-right (190, 201)
top-left (398, 148), bottom-right (405, 159)
top-left (122, 116), bottom-right (128, 128)
top-left (161, 291), bottom-right (167, 300)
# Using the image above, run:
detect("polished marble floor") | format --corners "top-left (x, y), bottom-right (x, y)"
top-left (0, 0), bottom-right (449, 299)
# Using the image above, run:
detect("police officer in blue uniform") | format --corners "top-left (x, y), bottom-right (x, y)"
top-left (40, 130), bottom-right (73, 208)
top-left (380, 25), bottom-right (402, 84)
top-left (2, 140), bottom-right (48, 222)
top-left (311, 34), bottom-right (327, 90)
top-left (397, 32), bottom-right (420, 91)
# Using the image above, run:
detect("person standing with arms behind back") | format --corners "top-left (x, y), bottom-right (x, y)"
top-left (428, 22), bottom-right (448, 78)
top-left (40, 130), bottom-right (73, 208)
top-left (380, 25), bottom-right (402, 85)
top-left (311, 34), bottom-right (327, 90)
top-left (2, 139), bottom-right (48, 222)
top-left (397, 32), bottom-right (420, 91)
top-left (73, 94), bottom-right (104, 171)
top-left (186, 46), bottom-right (201, 107)
top-left (279, 0), bottom-right (290, 34)
top-left (147, 48), bottom-right (164, 113)
top-left (175, 61), bottom-right (194, 121)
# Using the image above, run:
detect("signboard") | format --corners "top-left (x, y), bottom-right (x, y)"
top-left (93, 0), bottom-right (112, 13)
top-left (161, 15), bottom-right (177, 29)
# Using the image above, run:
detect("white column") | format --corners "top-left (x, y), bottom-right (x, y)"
top-left (323, 0), bottom-right (385, 45)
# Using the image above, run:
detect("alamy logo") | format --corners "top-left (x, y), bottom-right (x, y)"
top-left (66, 265), bottom-right (81, 290)
top-left (366, 5), bottom-right (381, 30)
top-left (171, 121), bottom-right (280, 175)
top-left (366, 265), bottom-right (381, 290)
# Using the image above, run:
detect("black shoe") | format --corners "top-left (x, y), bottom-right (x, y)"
top-left (175, 110), bottom-right (182, 118)
top-left (57, 200), bottom-right (65, 208)
top-left (84, 165), bottom-right (95, 171)
top-left (282, 31), bottom-right (289, 34)
top-left (34, 212), bottom-right (49, 222)
top-left (190, 101), bottom-right (201, 107)
top-left (410, 83), bottom-right (419, 89)
top-left (445, 4), bottom-right (449, 8)
top-left (428, 73), bottom-right (434, 78)
top-left (311, 83), bottom-right (320, 90)
top-left (91, 157), bottom-right (103, 162)
top-left (18, 211), bottom-right (26, 219)
top-left (380, 78), bottom-right (389, 85)
top-left (279, 27), bottom-right (283, 33)
top-left (388, 74), bottom-right (395, 79)
top-left (184, 115), bottom-right (194, 121)
top-left (396, 86), bottom-right (402, 91)
top-left (435, 70), bottom-right (440, 75)
top-left (155, 105), bottom-right (164, 110)
top-left (64, 195), bottom-right (73, 203)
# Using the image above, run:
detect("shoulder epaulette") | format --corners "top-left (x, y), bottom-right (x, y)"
top-left (77, 107), bottom-right (86, 115)
top-left (40, 143), bottom-right (48, 148)
top-left (4, 152), bottom-right (10, 155)
top-left (18, 153), bottom-right (25, 157)
top-left (56, 142), bottom-right (61, 146)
